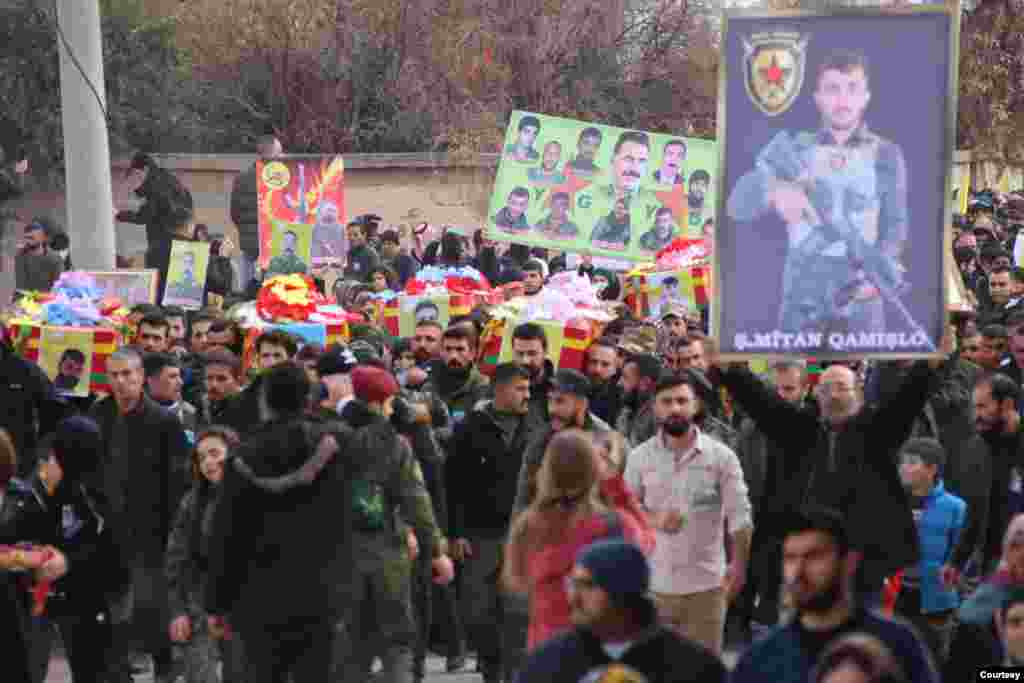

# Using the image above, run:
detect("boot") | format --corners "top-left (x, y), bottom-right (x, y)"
top-left (379, 645), bottom-right (414, 683)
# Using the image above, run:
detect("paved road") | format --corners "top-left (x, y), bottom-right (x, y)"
top-left (45, 654), bottom-right (487, 683)
top-left (46, 649), bottom-right (740, 682)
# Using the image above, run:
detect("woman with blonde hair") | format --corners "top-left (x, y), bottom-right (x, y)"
top-left (503, 429), bottom-right (654, 652)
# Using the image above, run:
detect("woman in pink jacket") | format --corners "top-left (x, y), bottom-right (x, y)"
top-left (502, 429), bottom-right (655, 651)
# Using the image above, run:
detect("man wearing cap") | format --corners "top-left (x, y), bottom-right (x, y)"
top-left (314, 345), bottom-right (357, 416)
top-left (624, 373), bottom-right (752, 656)
top-left (512, 368), bottom-right (612, 515)
top-left (337, 364), bottom-right (455, 683)
top-left (516, 539), bottom-right (726, 683)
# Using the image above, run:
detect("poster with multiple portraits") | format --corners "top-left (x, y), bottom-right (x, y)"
top-left (714, 7), bottom-right (957, 358)
top-left (257, 156), bottom-right (346, 269)
top-left (163, 241), bottom-right (210, 310)
top-left (485, 112), bottom-right (716, 262)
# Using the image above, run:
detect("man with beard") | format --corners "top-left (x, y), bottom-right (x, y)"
top-left (533, 191), bottom-right (578, 238)
top-left (447, 363), bottom-right (543, 683)
top-left (727, 50), bottom-right (909, 336)
top-left (687, 169), bottom-right (711, 235)
top-left (616, 352), bottom-right (663, 449)
top-left (730, 360), bottom-right (817, 641)
top-left (567, 127), bottom-right (603, 177)
top-left (967, 373), bottom-right (1024, 578)
top-left (709, 333), bottom-right (953, 612)
top-left (638, 207), bottom-right (679, 253)
top-left (585, 338), bottom-right (624, 426)
top-left (731, 506), bottom-right (939, 683)
top-left (311, 200), bottom-right (342, 262)
top-left (511, 322), bottom-right (555, 422)
top-left (591, 197), bottom-right (632, 250)
top-left (512, 369), bottom-right (612, 514)
top-left (420, 325), bottom-right (490, 427)
top-left (527, 141), bottom-right (567, 187)
top-left (624, 373), bottom-right (752, 655)
top-left (653, 139), bottom-right (686, 186)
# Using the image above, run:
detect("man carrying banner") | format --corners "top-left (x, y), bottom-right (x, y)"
top-left (727, 49), bottom-right (909, 337)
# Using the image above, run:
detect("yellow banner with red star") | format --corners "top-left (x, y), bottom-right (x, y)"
top-left (485, 111), bottom-right (716, 262)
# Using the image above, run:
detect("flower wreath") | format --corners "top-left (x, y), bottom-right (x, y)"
top-left (256, 274), bottom-right (327, 323)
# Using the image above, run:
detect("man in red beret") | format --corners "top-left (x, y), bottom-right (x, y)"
top-left (338, 363), bottom-right (455, 683)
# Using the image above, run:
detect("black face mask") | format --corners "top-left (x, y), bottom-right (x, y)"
top-left (662, 416), bottom-right (692, 437)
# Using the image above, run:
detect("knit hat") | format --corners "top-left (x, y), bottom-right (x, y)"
top-left (349, 340), bottom-right (380, 364)
top-left (351, 365), bottom-right (399, 404)
top-left (550, 368), bottom-right (590, 397)
top-left (52, 416), bottom-right (103, 483)
top-left (316, 346), bottom-right (357, 377)
top-left (575, 539), bottom-right (650, 605)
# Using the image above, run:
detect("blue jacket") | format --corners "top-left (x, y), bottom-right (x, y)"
top-left (730, 607), bottom-right (939, 683)
top-left (908, 480), bottom-right (966, 613)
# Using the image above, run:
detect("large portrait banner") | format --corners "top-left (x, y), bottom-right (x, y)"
top-left (485, 112), bottom-right (717, 262)
top-left (715, 8), bottom-right (957, 358)
top-left (257, 156), bottom-right (346, 269)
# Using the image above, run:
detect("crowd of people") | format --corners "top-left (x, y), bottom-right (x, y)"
top-left (5, 135), bottom-right (1024, 683)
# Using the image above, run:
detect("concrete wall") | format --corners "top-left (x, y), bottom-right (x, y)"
top-left (0, 152), bottom-right (499, 302)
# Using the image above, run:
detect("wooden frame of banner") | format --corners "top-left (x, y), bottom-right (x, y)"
top-left (713, 4), bottom-right (960, 362)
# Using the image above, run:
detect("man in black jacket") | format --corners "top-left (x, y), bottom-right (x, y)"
top-left (115, 153), bottom-right (194, 301)
top-left (205, 362), bottom-right (354, 683)
top-left (517, 539), bottom-right (726, 683)
top-left (447, 363), bottom-right (543, 683)
top-left (89, 347), bottom-right (190, 683)
top-left (0, 327), bottom-right (64, 478)
top-left (230, 135), bottom-right (282, 292)
top-left (707, 332), bottom-right (952, 608)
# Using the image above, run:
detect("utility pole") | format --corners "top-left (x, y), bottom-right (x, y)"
top-left (56, 0), bottom-right (116, 270)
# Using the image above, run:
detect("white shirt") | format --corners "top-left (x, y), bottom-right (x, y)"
top-left (624, 427), bottom-right (752, 596)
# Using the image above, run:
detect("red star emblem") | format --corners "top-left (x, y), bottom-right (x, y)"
top-left (758, 55), bottom-right (790, 89)
top-left (654, 182), bottom-right (689, 228)
top-left (548, 165), bottom-right (594, 208)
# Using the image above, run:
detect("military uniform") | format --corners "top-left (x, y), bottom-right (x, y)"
top-left (494, 208), bottom-right (529, 233)
top-left (728, 125), bottom-right (908, 334)
top-left (638, 225), bottom-right (678, 252)
top-left (265, 251), bottom-right (308, 276)
top-left (533, 216), bottom-right (580, 239)
top-left (338, 402), bottom-right (446, 683)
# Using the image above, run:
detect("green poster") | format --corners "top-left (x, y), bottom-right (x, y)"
top-left (486, 111), bottom-right (716, 262)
